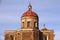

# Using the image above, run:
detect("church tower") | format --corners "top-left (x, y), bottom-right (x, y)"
top-left (19, 3), bottom-right (40, 40)
top-left (21, 3), bottom-right (39, 29)
top-left (4, 2), bottom-right (54, 40)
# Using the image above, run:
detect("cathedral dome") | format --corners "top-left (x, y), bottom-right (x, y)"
top-left (21, 3), bottom-right (38, 17)
top-left (22, 10), bottom-right (38, 17)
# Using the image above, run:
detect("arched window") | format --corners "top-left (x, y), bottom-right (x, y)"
top-left (10, 35), bottom-right (14, 40)
top-left (27, 21), bottom-right (30, 27)
top-left (34, 22), bottom-right (37, 27)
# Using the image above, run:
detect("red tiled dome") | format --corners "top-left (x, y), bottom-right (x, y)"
top-left (21, 3), bottom-right (38, 17)
top-left (22, 10), bottom-right (38, 17)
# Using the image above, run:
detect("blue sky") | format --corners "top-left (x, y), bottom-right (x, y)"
top-left (0, 0), bottom-right (60, 40)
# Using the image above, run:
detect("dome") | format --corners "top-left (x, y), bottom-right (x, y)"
top-left (21, 3), bottom-right (38, 17)
top-left (22, 10), bottom-right (38, 17)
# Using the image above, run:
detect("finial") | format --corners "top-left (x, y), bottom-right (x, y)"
top-left (42, 24), bottom-right (47, 30)
top-left (43, 24), bottom-right (45, 27)
top-left (43, 24), bottom-right (46, 29)
top-left (28, 0), bottom-right (32, 10)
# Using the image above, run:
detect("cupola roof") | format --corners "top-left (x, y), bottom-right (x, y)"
top-left (21, 3), bottom-right (38, 17)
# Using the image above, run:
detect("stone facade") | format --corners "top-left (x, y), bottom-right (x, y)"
top-left (4, 29), bottom-right (54, 40)
top-left (4, 3), bottom-right (54, 40)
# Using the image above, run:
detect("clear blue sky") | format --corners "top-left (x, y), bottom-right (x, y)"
top-left (0, 0), bottom-right (60, 40)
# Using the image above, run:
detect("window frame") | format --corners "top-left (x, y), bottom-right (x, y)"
top-left (22, 22), bottom-right (24, 28)
top-left (34, 22), bottom-right (37, 27)
top-left (27, 21), bottom-right (30, 27)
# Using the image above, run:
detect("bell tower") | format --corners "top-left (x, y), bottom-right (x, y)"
top-left (21, 3), bottom-right (39, 29)
top-left (19, 2), bottom-right (40, 40)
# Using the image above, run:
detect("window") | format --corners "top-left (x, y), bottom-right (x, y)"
top-left (34, 22), bottom-right (37, 27)
top-left (27, 21), bottom-right (30, 27)
top-left (22, 22), bottom-right (24, 27)
top-left (43, 35), bottom-right (47, 40)
top-left (10, 35), bottom-right (14, 40)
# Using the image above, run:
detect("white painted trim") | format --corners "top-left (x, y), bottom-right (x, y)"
top-left (20, 29), bottom-right (33, 30)
top-left (17, 29), bottom-right (33, 31)
top-left (17, 29), bottom-right (39, 31)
